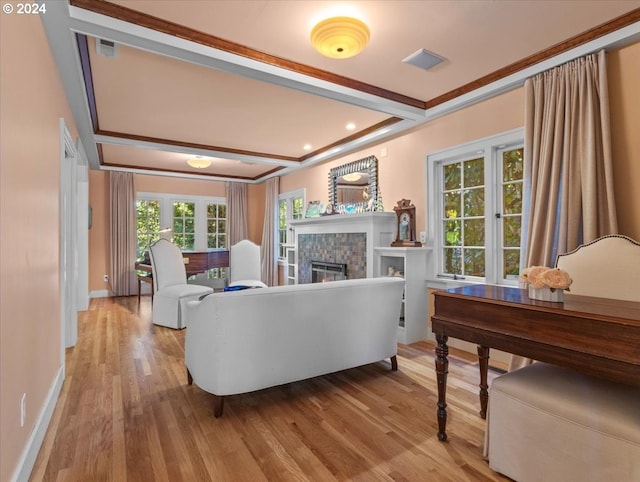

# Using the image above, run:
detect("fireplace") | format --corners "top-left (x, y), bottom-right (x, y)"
top-left (311, 261), bottom-right (348, 283)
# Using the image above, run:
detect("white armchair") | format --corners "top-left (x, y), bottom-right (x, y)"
top-left (486, 235), bottom-right (640, 481)
top-left (228, 239), bottom-right (267, 288)
top-left (148, 239), bottom-right (213, 329)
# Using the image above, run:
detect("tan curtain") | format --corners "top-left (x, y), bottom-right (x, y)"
top-left (109, 171), bottom-right (137, 296)
top-left (226, 182), bottom-right (248, 247)
top-left (261, 177), bottom-right (280, 286)
top-left (512, 50), bottom-right (618, 371)
top-left (523, 50), bottom-right (617, 267)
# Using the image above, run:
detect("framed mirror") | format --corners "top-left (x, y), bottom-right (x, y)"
top-left (328, 155), bottom-right (379, 212)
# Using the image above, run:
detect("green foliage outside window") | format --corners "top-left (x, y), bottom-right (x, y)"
top-left (173, 202), bottom-right (195, 250)
top-left (442, 157), bottom-right (485, 277)
top-left (136, 200), bottom-right (160, 260)
top-left (207, 202), bottom-right (227, 249)
top-left (501, 148), bottom-right (524, 278)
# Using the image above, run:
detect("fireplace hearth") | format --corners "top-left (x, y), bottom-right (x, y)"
top-left (311, 261), bottom-right (348, 283)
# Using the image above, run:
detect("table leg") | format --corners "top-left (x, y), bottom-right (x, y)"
top-left (435, 334), bottom-right (449, 441)
top-left (477, 345), bottom-right (489, 419)
top-left (138, 278), bottom-right (142, 304)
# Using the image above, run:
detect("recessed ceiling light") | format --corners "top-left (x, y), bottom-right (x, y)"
top-left (346, 123), bottom-right (356, 131)
top-left (303, 144), bottom-right (312, 151)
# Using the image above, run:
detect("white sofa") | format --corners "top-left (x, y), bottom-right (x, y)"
top-left (185, 277), bottom-right (405, 417)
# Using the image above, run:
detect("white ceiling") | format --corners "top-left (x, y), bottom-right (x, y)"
top-left (41, 0), bottom-right (640, 182)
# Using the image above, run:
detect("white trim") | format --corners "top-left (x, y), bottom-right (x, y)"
top-left (426, 128), bottom-right (524, 283)
top-left (90, 289), bottom-right (111, 298)
top-left (278, 188), bottom-right (306, 259)
top-left (11, 366), bottom-right (64, 482)
top-left (100, 164), bottom-right (260, 184)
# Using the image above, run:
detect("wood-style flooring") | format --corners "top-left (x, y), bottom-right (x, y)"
top-left (31, 296), bottom-right (510, 481)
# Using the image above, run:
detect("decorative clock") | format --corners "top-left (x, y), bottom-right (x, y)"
top-left (391, 199), bottom-right (422, 247)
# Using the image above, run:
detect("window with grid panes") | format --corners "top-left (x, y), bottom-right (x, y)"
top-left (206, 202), bottom-right (227, 278)
top-left (172, 202), bottom-right (196, 250)
top-left (135, 194), bottom-right (227, 275)
top-left (427, 129), bottom-right (524, 285)
top-left (278, 190), bottom-right (304, 259)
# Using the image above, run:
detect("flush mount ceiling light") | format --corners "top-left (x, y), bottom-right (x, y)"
top-left (310, 16), bottom-right (370, 59)
top-left (187, 156), bottom-right (211, 169)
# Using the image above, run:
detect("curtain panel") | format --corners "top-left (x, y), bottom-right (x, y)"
top-left (226, 182), bottom-right (248, 247)
top-left (261, 177), bottom-right (280, 286)
top-left (522, 49), bottom-right (618, 269)
top-left (109, 171), bottom-right (137, 296)
top-left (512, 50), bottom-right (618, 372)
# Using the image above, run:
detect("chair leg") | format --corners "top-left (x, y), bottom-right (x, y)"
top-left (187, 368), bottom-right (193, 385)
top-left (214, 395), bottom-right (225, 418)
top-left (391, 355), bottom-right (398, 371)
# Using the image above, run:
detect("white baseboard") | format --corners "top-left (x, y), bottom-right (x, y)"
top-left (90, 289), bottom-right (110, 298)
top-left (11, 365), bottom-right (64, 482)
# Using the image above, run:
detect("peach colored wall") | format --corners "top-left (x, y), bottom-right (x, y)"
top-left (608, 42), bottom-right (640, 241)
top-left (0, 14), bottom-right (77, 482)
top-left (281, 87), bottom-right (526, 236)
top-left (89, 170), bottom-right (110, 293)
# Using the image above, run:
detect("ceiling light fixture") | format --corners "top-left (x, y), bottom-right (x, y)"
top-left (310, 16), bottom-right (370, 59)
top-left (187, 156), bottom-right (212, 169)
top-left (346, 122), bottom-right (356, 130)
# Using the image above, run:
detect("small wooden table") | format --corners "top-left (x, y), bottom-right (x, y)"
top-left (431, 284), bottom-right (640, 441)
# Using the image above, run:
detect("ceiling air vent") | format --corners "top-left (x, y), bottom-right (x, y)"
top-left (402, 48), bottom-right (445, 71)
top-left (96, 38), bottom-right (118, 58)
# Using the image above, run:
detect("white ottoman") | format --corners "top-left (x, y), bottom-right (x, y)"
top-left (486, 362), bottom-right (640, 482)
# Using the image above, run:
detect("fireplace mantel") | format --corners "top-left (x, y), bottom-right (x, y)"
top-left (291, 212), bottom-right (396, 282)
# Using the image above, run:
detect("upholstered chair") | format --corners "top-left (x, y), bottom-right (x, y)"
top-left (485, 235), bottom-right (640, 482)
top-left (148, 239), bottom-right (213, 329)
top-left (228, 239), bottom-right (267, 288)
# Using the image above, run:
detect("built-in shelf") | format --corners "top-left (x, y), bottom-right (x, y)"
top-left (375, 247), bottom-right (432, 344)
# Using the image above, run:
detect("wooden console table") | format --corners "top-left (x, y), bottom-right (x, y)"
top-left (431, 284), bottom-right (640, 441)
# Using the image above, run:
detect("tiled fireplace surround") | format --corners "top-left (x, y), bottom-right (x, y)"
top-left (298, 233), bottom-right (366, 284)
top-left (291, 213), bottom-right (396, 284)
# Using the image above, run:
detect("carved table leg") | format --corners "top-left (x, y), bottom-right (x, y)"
top-left (435, 334), bottom-right (449, 441)
top-left (477, 345), bottom-right (489, 419)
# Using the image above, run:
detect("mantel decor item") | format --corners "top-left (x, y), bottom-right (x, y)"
top-left (304, 201), bottom-right (323, 218)
top-left (391, 199), bottom-right (422, 247)
top-left (520, 266), bottom-right (573, 303)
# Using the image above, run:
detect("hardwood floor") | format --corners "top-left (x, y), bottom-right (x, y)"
top-left (31, 296), bottom-right (510, 481)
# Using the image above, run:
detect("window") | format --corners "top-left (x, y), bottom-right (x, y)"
top-left (136, 199), bottom-right (160, 260)
top-left (427, 128), bottom-right (524, 285)
top-left (206, 202), bottom-right (227, 249)
top-left (278, 189), bottom-right (305, 259)
top-left (172, 201), bottom-right (195, 250)
top-left (136, 193), bottom-right (227, 273)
